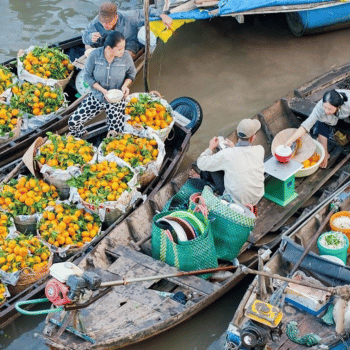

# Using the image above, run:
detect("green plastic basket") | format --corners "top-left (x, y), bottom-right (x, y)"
top-left (200, 186), bottom-right (255, 261)
top-left (151, 210), bottom-right (218, 279)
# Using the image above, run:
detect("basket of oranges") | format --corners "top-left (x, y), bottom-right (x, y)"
top-left (37, 202), bottom-right (101, 257)
top-left (18, 45), bottom-right (74, 90)
top-left (98, 132), bottom-right (165, 187)
top-left (0, 176), bottom-right (59, 235)
top-left (35, 133), bottom-right (97, 200)
top-left (0, 234), bottom-right (52, 295)
top-left (0, 282), bottom-right (10, 307)
top-left (0, 65), bottom-right (15, 101)
top-left (124, 93), bottom-right (174, 142)
top-left (10, 81), bottom-right (66, 119)
top-left (67, 160), bottom-right (139, 225)
top-left (0, 212), bottom-right (16, 239)
top-left (0, 103), bottom-right (22, 145)
top-left (295, 140), bottom-right (325, 177)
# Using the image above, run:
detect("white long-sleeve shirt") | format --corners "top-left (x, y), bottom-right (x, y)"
top-left (301, 89), bottom-right (350, 132)
top-left (197, 144), bottom-right (265, 206)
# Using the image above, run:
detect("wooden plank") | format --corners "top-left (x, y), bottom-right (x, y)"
top-left (288, 97), bottom-right (316, 119)
top-left (109, 245), bottom-right (219, 295)
top-left (257, 114), bottom-right (274, 145)
top-left (115, 284), bottom-right (174, 310)
top-left (295, 62), bottom-right (350, 98)
top-left (107, 256), bottom-right (138, 276)
top-left (89, 301), bottom-right (158, 335)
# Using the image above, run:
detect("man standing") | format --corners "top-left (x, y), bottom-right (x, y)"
top-left (83, 2), bottom-right (172, 57)
top-left (197, 119), bottom-right (265, 207)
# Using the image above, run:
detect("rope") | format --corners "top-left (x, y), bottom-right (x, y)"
top-left (15, 298), bottom-right (64, 316)
top-left (286, 321), bottom-right (321, 347)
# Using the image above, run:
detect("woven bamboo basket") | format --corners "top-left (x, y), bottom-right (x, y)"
top-left (0, 117), bottom-right (22, 145)
top-left (23, 136), bottom-right (46, 178)
top-left (8, 253), bottom-right (53, 295)
top-left (56, 69), bottom-right (74, 91)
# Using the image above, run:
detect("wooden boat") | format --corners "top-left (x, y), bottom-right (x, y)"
top-left (0, 36), bottom-right (148, 167)
top-left (0, 96), bottom-right (199, 329)
top-left (40, 63), bottom-right (350, 349)
top-left (225, 181), bottom-right (350, 350)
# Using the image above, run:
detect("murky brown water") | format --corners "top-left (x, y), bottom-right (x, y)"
top-left (1, 1), bottom-right (350, 349)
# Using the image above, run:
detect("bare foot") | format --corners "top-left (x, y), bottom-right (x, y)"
top-left (320, 153), bottom-right (330, 169)
top-left (189, 169), bottom-right (200, 179)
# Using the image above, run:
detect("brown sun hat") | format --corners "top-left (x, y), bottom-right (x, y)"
top-left (271, 128), bottom-right (316, 163)
top-left (99, 2), bottom-right (117, 22)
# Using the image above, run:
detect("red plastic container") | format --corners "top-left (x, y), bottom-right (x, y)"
top-left (275, 145), bottom-right (293, 163)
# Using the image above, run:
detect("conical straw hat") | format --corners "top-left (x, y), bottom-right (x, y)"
top-left (271, 128), bottom-right (316, 163)
top-left (22, 137), bottom-right (46, 178)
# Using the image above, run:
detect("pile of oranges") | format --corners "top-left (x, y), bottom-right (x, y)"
top-left (303, 153), bottom-right (321, 168)
top-left (10, 82), bottom-right (65, 116)
top-left (67, 161), bottom-right (133, 205)
top-left (0, 213), bottom-right (13, 239)
top-left (20, 46), bottom-right (74, 80)
top-left (0, 176), bottom-right (58, 216)
top-left (0, 234), bottom-right (51, 273)
top-left (36, 133), bottom-right (95, 169)
top-left (101, 134), bottom-right (158, 167)
top-left (125, 94), bottom-right (173, 131)
top-left (0, 283), bottom-right (7, 304)
top-left (0, 65), bottom-right (14, 95)
top-left (38, 203), bottom-right (101, 248)
top-left (0, 104), bottom-right (21, 138)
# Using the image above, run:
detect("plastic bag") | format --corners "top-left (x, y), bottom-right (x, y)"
top-left (97, 130), bottom-right (166, 187)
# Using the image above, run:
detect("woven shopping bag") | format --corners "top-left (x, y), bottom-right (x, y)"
top-left (151, 210), bottom-right (218, 279)
top-left (198, 186), bottom-right (256, 262)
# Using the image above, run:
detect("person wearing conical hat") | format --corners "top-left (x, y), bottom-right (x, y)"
top-left (286, 89), bottom-right (350, 168)
top-left (83, 2), bottom-right (172, 57)
top-left (196, 119), bottom-right (265, 208)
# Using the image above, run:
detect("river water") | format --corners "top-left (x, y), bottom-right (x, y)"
top-left (1, 0), bottom-right (350, 349)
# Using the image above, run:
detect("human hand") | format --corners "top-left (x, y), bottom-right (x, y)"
top-left (91, 32), bottom-right (101, 43)
top-left (103, 90), bottom-right (112, 103)
top-left (209, 137), bottom-right (219, 150)
top-left (224, 139), bottom-right (235, 148)
top-left (121, 85), bottom-right (130, 98)
top-left (160, 14), bottom-right (173, 29)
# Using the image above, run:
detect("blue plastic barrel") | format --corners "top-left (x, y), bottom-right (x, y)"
top-left (287, 3), bottom-right (350, 36)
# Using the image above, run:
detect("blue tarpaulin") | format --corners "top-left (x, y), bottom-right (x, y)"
top-left (219, 0), bottom-right (339, 16)
top-left (163, 0), bottom-right (346, 20)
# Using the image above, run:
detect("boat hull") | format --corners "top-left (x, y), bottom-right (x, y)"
top-left (287, 3), bottom-right (350, 36)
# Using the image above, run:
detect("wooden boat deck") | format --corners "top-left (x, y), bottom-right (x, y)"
top-left (230, 193), bottom-right (350, 350)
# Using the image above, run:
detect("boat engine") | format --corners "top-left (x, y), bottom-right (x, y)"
top-left (240, 299), bottom-right (283, 349)
top-left (45, 262), bottom-right (101, 306)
